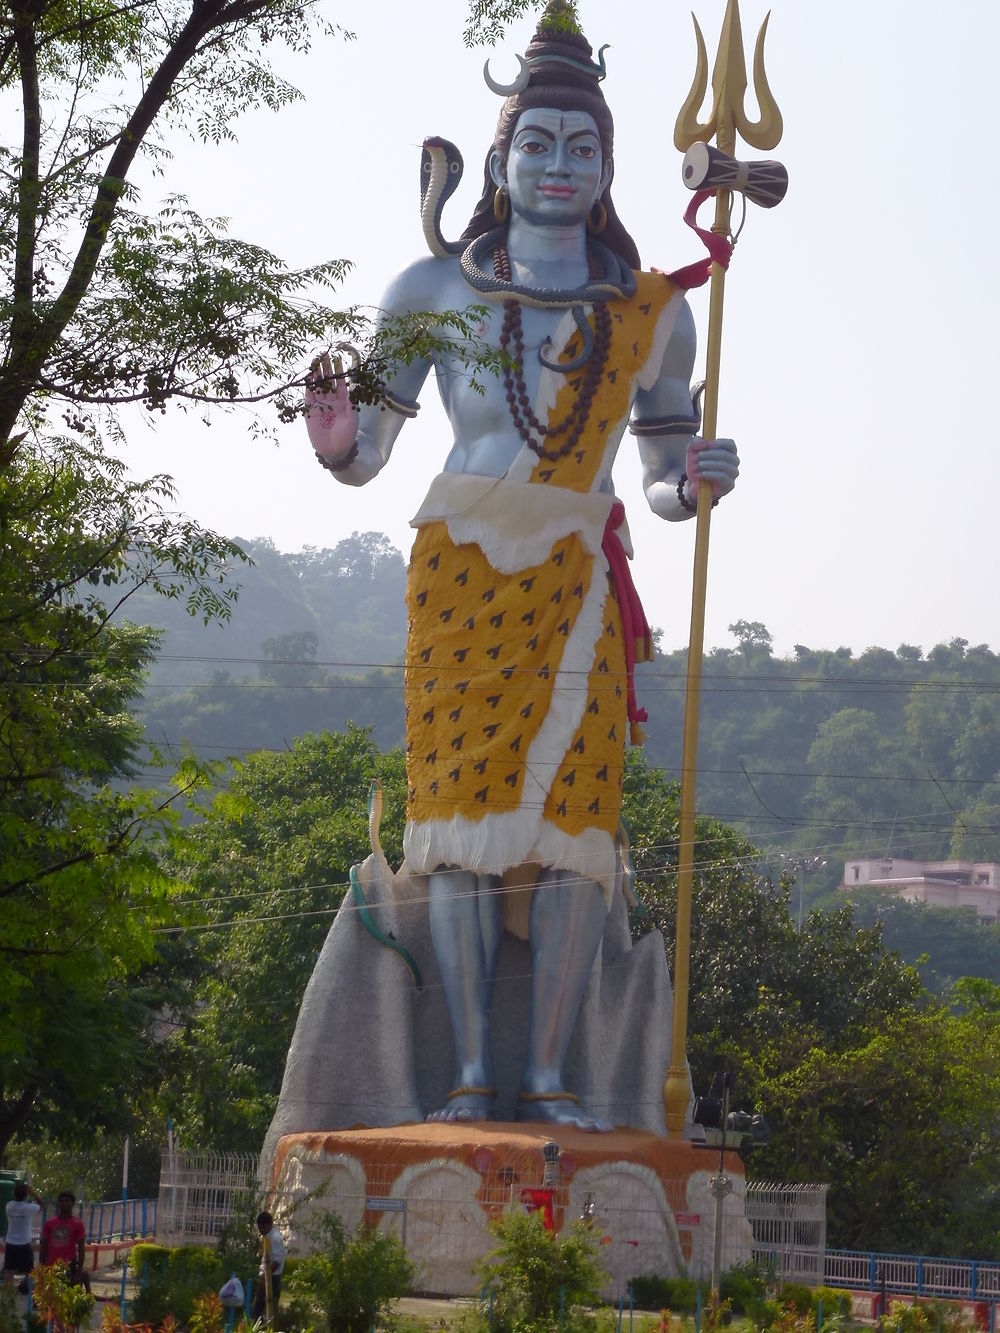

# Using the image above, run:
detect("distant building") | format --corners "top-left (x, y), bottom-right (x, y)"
top-left (841, 858), bottom-right (1000, 922)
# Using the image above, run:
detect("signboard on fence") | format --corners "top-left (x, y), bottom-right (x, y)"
top-left (675, 1213), bottom-right (701, 1228)
top-left (365, 1197), bottom-right (405, 1212)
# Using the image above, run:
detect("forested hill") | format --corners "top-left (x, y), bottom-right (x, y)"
top-left (135, 534), bottom-right (1000, 887)
top-left (132, 531), bottom-right (409, 754)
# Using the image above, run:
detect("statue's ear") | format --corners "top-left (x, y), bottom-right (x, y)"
top-left (600, 156), bottom-right (614, 195)
top-left (489, 150), bottom-right (506, 190)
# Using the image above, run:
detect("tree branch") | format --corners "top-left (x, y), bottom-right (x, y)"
top-left (0, 0), bottom-right (281, 445)
top-left (11, 6), bottom-right (42, 358)
top-left (0, 774), bottom-right (200, 901)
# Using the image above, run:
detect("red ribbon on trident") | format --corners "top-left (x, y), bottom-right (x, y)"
top-left (666, 189), bottom-right (734, 290)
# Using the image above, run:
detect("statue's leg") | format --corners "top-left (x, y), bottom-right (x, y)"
top-left (425, 867), bottom-right (502, 1122)
top-left (520, 869), bottom-right (613, 1132)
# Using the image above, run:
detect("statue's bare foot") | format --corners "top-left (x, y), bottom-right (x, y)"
top-left (426, 1085), bottom-right (495, 1124)
top-left (517, 1090), bottom-right (614, 1133)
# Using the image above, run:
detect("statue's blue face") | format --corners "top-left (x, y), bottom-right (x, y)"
top-left (498, 108), bottom-right (609, 226)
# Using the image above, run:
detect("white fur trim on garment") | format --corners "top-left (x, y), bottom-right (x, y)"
top-left (410, 472), bottom-right (614, 571)
top-left (403, 811), bottom-right (617, 902)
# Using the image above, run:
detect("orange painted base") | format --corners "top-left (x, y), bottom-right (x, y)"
top-left (271, 1122), bottom-right (746, 1286)
top-left (272, 1121), bottom-right (736, 1199)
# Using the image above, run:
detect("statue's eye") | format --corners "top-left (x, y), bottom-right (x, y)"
top-left (574, 145), bottom-right (597, 160)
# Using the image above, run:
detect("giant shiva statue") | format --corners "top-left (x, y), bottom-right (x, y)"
top-left (304, 4), bottom-right (739, 1132)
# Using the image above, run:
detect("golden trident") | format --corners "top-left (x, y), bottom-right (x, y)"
top-left (663, 1), bottom-right (784, 1139)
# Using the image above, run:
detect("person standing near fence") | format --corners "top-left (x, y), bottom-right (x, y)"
top-left (39, 1191), bottom-right (90, 1292)
top-left (3, 1181), bottom-right (44, 1289)
top-left (251, 1211), bottom-right (286, 1323)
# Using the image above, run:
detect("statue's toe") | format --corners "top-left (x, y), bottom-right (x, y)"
top-left (426, 1085), bottom-right (496, 1123)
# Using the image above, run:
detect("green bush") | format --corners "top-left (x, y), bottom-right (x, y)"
top-left (630, 1276), bottom-right (701, 1313)
top-left (474, 1211), bottom-right (608, 1333)
top-left (746, 1296), bottom-right (782, 1330)
top-left (779, 1284), bottom-right (815, 1316)
top-left (0, 1285), bottom-right (21, 1333)
top-left (721, 1264), bottom-right (768, 1314)
top-left (129, 1243), bottom-right (228, 1326)
top-left (813, 1287), bottom-right (852, 1324)
top-left (878, 1303), bottom-right (933, 1333)
top-left (285, 1212), bottom-right (413, 1333)
top-left (924, 1301), bottom-right (968, 1333)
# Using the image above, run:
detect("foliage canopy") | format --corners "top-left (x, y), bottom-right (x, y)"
top-left (0, 0), bottom-right (509, 458)
top-left (0, 428), bottom-right (249, 1158)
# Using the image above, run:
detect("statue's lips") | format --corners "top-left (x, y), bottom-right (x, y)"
top-left (537, 185), bottom-right (576, 198)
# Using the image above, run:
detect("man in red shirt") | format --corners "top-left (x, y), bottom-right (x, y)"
top-left (39, 1192), bottom-right (89, 1291)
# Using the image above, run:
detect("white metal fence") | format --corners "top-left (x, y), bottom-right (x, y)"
top-left (157, 1152), bottom-right (261, 1246)
top-left (746, 1182), bottom-right (829, 1285)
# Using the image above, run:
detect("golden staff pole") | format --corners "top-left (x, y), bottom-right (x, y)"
top-left (663, 1), bottom-right (783, 1138)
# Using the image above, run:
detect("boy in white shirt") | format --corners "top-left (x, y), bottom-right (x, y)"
top-left (3, 1181), bottom-right (44, 1287)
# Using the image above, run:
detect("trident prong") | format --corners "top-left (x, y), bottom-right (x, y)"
top-left (674, 2), bottom-right (783, 155)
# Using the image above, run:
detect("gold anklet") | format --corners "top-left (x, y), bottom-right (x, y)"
top-left (445, 1085), bottom-right (497, 1101)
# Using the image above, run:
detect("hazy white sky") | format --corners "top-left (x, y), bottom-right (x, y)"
top-left (121, 0), bottom-right (1000, 660)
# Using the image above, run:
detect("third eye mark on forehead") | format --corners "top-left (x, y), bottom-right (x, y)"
top-left (515, 110), bottom-right (599, 142)
top-left (515, 127), bottom-right (599, 148)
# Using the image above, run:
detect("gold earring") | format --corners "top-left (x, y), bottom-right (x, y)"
top-left (493, 188), bottom-right (509, 223)
top-left (587, 200), bottom-right (607, 234)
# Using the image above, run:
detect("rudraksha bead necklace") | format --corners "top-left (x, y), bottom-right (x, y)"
top-left (494, 242), bottom-right (612, 464)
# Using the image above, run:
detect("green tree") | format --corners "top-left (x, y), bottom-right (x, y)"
top-left (0, 433), bottom-right (238, 1158)
top-left (949, 792), bottom-right (1000, 861)
top-left (844, 889), bottom-right (1000, 992)
top-left (0, 0), bottom-right (530, 1162)
top-left (747, 984), bottom-right (1000, 1255)
top-left (475, 1210), bottom-right (607, 1333)
top-left (1, 0), bottom-right (507, 455)
top-left (728, 620), bottom-right (774, 664)
top-left (622, 754), bottom-right (921, 1093)
top-left (259, 630), bottom-right (320, 685)
top-left (286, 1212), bottom-right (413, 1333)
top-left (159, 727), bottom-right (405, 1151)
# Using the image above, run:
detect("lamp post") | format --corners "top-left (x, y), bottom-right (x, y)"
top-left (693, 1074), bottom-right (771, 1294)
top-left (709, 1082), bottom-right (734, 1295)
top-left (693, 1072), bottom-right (736, 1294)
top-left (782, 855), bottom-right (827, 932)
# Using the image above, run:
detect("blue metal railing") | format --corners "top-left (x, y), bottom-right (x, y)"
top-left (826, 1249), bottom-right (1000, 1302)
top-left (70, 1198), bottom-right (157, 1243)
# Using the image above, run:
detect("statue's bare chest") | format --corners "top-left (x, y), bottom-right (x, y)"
top-left (444, 301), bottom-right (590, 409)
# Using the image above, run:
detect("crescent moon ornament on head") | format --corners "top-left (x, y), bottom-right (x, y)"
top-left (483, 54), bottom-right (530, 97)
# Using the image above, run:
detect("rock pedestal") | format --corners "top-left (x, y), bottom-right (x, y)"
top-left (262, 848), bottom-right (677, 1173)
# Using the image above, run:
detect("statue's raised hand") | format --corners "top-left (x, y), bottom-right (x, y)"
top-left (305, 352), bottom-right (359, 462)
